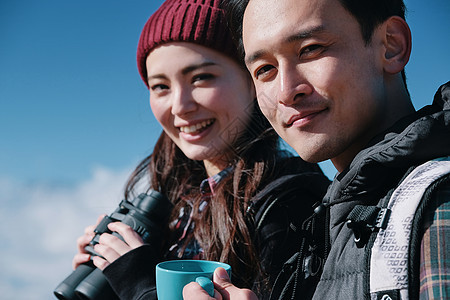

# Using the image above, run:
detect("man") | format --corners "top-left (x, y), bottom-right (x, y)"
top-left (184, 0), bottom-right (450, 299)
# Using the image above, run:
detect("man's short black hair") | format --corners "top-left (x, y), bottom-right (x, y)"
top-left (340, 0), bottom-right (406, 44)
top-left (223, 0), bottom-right (407, 87)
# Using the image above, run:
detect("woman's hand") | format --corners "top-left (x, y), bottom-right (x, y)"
top-left (72, 214), bottom-right (105, 270)
top-left (72, 215), bottom-right (145, 271)
top-left (91, 222), bottom-right (145, 270)
top-left (183, 267), bottom-right (258, 300)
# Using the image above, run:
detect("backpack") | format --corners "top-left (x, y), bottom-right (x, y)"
top-left (346, 157), bottom-right (450, 299)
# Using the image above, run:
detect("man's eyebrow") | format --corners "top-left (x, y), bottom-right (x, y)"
top-left (147, 61), bottom-right (217, 81)
top-left (245, 25), bottom-right (325, 66)
top-left (286, 25), bottom-right (325, 43)
top-left (245, 50), bottom-right (266, 66)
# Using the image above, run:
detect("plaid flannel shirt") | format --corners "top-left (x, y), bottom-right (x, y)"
top-left (419, 183), bottom-right (450, 299)
top-left (166, 167), bottom-right (233, 260)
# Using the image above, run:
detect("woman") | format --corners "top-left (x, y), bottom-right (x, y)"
top-left (72, 0), bottom-right (330, 299)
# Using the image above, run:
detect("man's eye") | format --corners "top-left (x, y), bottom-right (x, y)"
top-left (255, 65), bottom-right (274, 79)
top-left (300, 44), bottom-right (323, 57)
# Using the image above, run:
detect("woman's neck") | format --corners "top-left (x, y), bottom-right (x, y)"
top-left (203, 158), bottom-right (229, 177)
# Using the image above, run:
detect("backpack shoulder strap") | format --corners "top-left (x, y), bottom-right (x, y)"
top-left (369, 157), bottom-right (450, 300)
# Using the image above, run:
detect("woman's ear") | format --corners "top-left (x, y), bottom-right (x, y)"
top-left (382, 16), bottom-right (412, 74)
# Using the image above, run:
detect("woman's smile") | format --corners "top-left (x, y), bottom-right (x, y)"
top-left (178, 119), bottom-right (216, 142)
top-left (178, 118), bottom-right (215, 134)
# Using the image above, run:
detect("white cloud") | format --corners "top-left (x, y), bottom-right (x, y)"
top-left (0, 166), bottom-right (132, 300)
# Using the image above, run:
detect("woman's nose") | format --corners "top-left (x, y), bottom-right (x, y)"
top-left (171, 87), bottom-right (197, 116)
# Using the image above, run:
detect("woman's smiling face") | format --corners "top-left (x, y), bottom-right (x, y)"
top-left (146, 42), bottom-right (255, 170)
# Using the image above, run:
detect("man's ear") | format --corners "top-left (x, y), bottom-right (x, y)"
top-left (382, 16), bottom-right (412, 74)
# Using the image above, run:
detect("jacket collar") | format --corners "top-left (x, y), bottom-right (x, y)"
top-left (324, 81), bottom-right (450, 207)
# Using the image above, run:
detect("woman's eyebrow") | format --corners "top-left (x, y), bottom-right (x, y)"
top-left (181, 61), bottom-right (217, 75)
top-left (147, 61), bottom-right (218, 81)
top-left (147, 73), bottom-right (167, 81)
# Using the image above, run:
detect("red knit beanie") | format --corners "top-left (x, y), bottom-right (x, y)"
top-left (137, 0), bottom-right (238, 88)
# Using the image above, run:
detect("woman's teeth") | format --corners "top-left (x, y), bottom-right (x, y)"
top-left (180, 119), bottom-right (214, 134)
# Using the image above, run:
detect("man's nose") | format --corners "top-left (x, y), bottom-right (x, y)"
top-left (171, 87), bottom-right (197, 116)
top-left (277, 64), bottom-right (312, 105)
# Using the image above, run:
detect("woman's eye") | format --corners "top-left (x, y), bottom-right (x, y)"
top-left (255, 65), bottom-right (274, 80)
top-left (192, 73), bottom-right (215, 83)
top-left (150, 84), bottom-right (169, 92)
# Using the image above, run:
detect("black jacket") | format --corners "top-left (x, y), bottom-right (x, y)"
top-left (103, 157), bottom-right (330, 300)
top-left (310, 81), bottom-right (450, 299)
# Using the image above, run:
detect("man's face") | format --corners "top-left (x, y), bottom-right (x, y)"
top-left (243, 0), bottom-right (389, 171)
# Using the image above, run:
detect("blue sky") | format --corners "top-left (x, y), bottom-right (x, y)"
top-left (0, 0), bottom-right (448, 299)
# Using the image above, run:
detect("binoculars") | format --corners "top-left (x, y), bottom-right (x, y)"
top-left (54, 191), bottom-right (173, 300)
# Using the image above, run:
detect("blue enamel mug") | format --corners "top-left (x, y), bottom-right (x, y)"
top-left (156, 260), bottom-right (231, 300)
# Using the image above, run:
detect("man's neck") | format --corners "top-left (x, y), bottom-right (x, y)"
top-left (332, 82), bottom-right (415, 173)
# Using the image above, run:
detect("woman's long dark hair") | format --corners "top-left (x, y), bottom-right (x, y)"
top-left (124, 100), bottom-right (288, 288)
